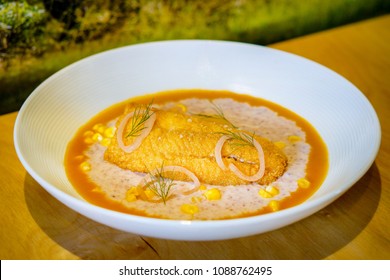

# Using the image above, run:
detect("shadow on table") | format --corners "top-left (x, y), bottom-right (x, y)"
top-left (25, 163), bottom-right (381, 260)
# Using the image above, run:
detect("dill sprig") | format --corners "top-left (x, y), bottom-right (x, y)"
top-left (219, 130), bottom-right (256, 147)
top-left (209, 100), bottom-right (238, 128)
top-left (144, 165), bottom-right (176, 204)
top-left (125, 100), bottom-right (154, 138)
top-left (194, 100), bottom-right (238, 129)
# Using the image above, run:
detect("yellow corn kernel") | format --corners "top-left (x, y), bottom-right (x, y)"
top-left (93, 123), bottom-right (106, 134)
top-left (83, 130), bottom-right (94, 138)
top-left (204, 188), bottom-right (221, 200)
top-left (74, 155), bottom-right (84, 161)
top-left (125, 186), bottom-right (141, 202)
top-left (288, 135), bottom-right (301, 142)
top-left (258, 189), bottom-right (272, 198)
top-left (297, 178), bottom-right (310, 189)
top-left (127, 186), bottom-right (138, 194)
top-left (125, 193), bottom-right (137, 202)
top-left (84, 137), bottom-right (94, 144)
top-left (191, 196), bottom-right (203, 203)
top-left (80, 161), bottom-right (91, 172)
top-left (144, 189), bottom-right (156, 200)
top-left (199, 185), bottom-right (207, 191)
top-left (103, 127), bottom-right (116, 138)
top-left (266, 186), bottom-right (279, 196)
top-left (92, 132), bottom-right (103, 142)
top-left (181, 204), bottom-right (199, 215)
top-left (274, 141), bottom-right (286, 149)
top-left (269, 200), bottom-right (280, 212)
top-left (175, 103), bottom-right (187, 112)
top-left (83, 130), bottom-right (94, 144)
top-left (92, 187), bottom-right (102, 193)
top-left (100, 138), bottom-right (111, 147)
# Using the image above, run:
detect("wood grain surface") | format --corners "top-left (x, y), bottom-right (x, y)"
top-left (1, 14), bottom-right (389, 260)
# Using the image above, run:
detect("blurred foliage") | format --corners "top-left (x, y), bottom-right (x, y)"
top-left (42, 0), bottom-right (136, 42)
top-left (0, 1), bottom-right (47, 57)
top-left (1, 0), bottom-right (389, 114)
top-left (0, 0), bottom-right (137, 58)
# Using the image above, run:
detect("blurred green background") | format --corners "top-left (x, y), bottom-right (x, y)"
top-left (1, 0), bottom-right (389, 114)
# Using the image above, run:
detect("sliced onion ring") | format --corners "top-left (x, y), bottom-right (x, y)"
top-left (162, 166), bottom-right (201, 195)
top-left (228, 138), bottom-right (265, 181)
top-left (140, 165), bottom-right (201, 200)
top-left (214, 135), bottom-right (230, 170)
top-left (116, 110), bottom-right (156, 153)
top-left (214, 134), bottom-right (265, 182)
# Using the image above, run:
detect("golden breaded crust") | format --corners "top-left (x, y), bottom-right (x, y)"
top-left (104, 105), bottom-right (288, 185)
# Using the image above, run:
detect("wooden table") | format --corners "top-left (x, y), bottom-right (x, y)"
top-left (1, 15), bottom-right (389, 260)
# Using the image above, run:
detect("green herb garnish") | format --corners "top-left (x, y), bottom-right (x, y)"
top-left (144, 164), bottom-right (176, 204)
top-left (219, 130), bottom-right (256, 147)
top-left (194, 100), bottom-right (238, 129)
top-left (125, 100), bottom-right (154, 138)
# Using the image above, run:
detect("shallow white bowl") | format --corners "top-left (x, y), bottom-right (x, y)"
top-left (14, 40), bottom-right (381, 241)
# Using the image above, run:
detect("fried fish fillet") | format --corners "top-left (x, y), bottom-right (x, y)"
top-left (104, 104), bottom-right (288, 186)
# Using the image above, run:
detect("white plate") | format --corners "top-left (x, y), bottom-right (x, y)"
top-left (14, 40), bottom-right (381, 240)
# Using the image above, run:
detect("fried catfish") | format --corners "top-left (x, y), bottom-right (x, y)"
top-left (104, 104), bottom-right (288, 186)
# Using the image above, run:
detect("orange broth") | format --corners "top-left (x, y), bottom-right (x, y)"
top-left (65, 89), bottom-right (328, 219)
